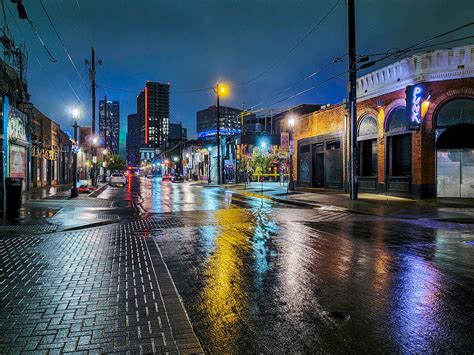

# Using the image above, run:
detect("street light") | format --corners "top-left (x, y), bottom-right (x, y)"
top-left (287, 115), bottom-right (296, 191)
top-left (207, 146), bottom-right (212, 184)
top-left (214, 82), bottom-right (230, 185)
top-left (71, 108), bottom-right (80, 198)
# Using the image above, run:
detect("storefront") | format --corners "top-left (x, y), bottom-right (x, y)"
top-left (7, 106), bottom-right (29, 183)
top-left (357, 115), bottom-right (378, 191)
top-left (435, 98), bottom-right (474, 198)
top-left (291, 45), bottom-right (474, 199)
top-left (384, 106), bottom-right (413, 194)
top-left (297, 132), bottom-right (343, 189)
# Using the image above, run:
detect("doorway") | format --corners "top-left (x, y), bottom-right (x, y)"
top-left (313, 152), bottom-right (324, 187)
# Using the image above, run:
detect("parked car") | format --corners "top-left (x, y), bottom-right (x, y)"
top-left (172, 173), bottom-right (184, 183)
top-left (109, 173), bottom-right (127, 187)
top-left (78, 185), bottom-right (96, 194)
top-left (162, 174), bottom-right (172, 181)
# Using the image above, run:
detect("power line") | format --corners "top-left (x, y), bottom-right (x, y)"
top-left (250, 55), bottom-right (346, 109)
top-left (105, 0), bottom-right (342, 96)
top-left (1, 0), bottom-right (7, 25)
top-left (96, 83), bottom-right (215, 95)
top-left (256, 70), bottom-right (348, 110)
top-left (64, 76), bottom-right (90, 117)
top-left (360, 22), bottom-right (474, 69)
top-left (408, 35), bottom-right (474, 53)
top-left (235, 0), bottom-right (342, 88)
top-left (26, 18), bottom-right (57, 62)
top-left (39, 0), bottom-right (89, 92)
top-left (256, 23), bottom-right (474, 112)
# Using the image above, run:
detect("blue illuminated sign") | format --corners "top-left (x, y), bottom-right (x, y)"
top-left (406, 85), bottom-right (423, 130)
top-left (197, 128), bottom-right (242, 139)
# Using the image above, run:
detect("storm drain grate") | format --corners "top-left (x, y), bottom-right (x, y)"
top-left (96, 213), bottom-right (120, 220)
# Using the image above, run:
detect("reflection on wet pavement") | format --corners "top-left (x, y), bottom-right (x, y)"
top-left (134, 176), bottom-right (474, 353)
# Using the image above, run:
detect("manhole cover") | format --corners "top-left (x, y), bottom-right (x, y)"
top-left (324, 311), bottom-right (350, 322)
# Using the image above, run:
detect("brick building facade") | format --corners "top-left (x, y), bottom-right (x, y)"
top-left (291, 45), bottom-right (474, 199)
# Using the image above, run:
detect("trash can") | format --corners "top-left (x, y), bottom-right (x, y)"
top-left (6, 177), bottom-right (24, 216)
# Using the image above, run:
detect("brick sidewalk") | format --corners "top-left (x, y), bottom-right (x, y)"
top-left (0, 220), bottom-right (203, 353)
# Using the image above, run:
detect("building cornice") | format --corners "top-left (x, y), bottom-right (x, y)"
top-left (357, 45), bottom-right (474, 101)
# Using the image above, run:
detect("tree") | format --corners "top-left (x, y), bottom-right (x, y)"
top-left (107, 154), bottom-right (126, 172)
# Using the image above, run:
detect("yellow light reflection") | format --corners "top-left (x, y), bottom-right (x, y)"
top-left (199, 208), bottom-right (252, 347)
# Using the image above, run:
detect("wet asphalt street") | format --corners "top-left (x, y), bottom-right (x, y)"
top-left (110, 176), bottom-right (474, 353)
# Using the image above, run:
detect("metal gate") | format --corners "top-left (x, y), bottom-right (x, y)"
top-left (437, 149), bottom-right (474, 198)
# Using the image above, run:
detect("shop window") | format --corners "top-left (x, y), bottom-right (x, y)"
top-left (387, 134), bottom-right (412, 176)
top-left (436, 98), bottom-right (474, 128)
top-left (300, 145), bottom-right (310, 153)
top-left (326, 140), bottom-right (340, 150)
top-left (386, 107), bottom-right (412, 177)
top-left (359, 139), bottom-right (377, 176)
top-left (357, 116), bottom-right (378, 177)
top-left (386, 107), bottom-right (406, 132)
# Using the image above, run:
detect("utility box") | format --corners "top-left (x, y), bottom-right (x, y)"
top-left (5, 177), bottom-right (23, 216)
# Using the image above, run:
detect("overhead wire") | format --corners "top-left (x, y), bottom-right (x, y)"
top-left (235, 0), bottom-right (342, 88)
top-left (252, 23), bottom-right (474, 114)
top-left (250, 54), bottom-right (346, 109)
top-left (99, 0), bottom-right (342, 96)
top-left (39, 0), bottom-right (89, 92)
top-left (26, 18), bottom-right (57, 62)
top-left (360, 22), bottom-right (474, 69)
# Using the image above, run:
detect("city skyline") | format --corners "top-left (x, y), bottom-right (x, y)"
top-left (3, 0), bottom-right (473, 154)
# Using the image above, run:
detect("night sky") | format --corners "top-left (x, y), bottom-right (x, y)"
top-left (2, 0), bottom-right (473, 153)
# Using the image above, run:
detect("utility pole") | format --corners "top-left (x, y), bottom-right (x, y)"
top-left (348, 0), bottom-right (358, 200)
top-left (216, 84), bottom-right (221, 185)
top-left (86, 47), bottom-right (101, 186)
top-left (104, 95), bottom-right (108, 152)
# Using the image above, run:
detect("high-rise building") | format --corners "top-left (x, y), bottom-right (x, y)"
top-left (196, 105), bottom-right (241, 141)
top-left (137, 82), bottom-right (170, 156)
top-left (169, 122), bottom-right (187, 141)
top-left (99, 100), bottom-right (120, 154)
top-left (126, 114), bottom-right (139, 166)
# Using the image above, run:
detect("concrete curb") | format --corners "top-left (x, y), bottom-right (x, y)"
top-left (88, 183), bottom-right (108, 198)
top-left (61, 219), bottom-right (120, 231)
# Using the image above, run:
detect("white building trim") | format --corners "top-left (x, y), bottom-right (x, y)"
top-left (357, 45), bottom-right (474, 101)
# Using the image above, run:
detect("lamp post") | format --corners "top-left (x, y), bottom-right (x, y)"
top-left (71, 108), bottom-right (80, 198)
top-left (214, 82), bottom-right (229, 185)
top-left (288, 116), bottom-right (296, 191)
top-left (91, 136), bottom-right (99, 186)
top-left (207, 146), bottom-right (212, 184)
top-left (185, 153), bottom-right (190, 180)
top-left (102, 148), bottom-right (108, 182)
top-left (260, 142), bottom-right (267, 194)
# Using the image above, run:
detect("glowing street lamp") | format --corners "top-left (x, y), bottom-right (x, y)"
top-left (214, 82), bottom-right (230, 185)
top-left (71, 108), bottom-right (80, 198)
top-left (287, 114), bottom-right (297, 191)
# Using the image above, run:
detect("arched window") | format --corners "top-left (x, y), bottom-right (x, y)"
top-left (385, 106), bottom-right (411, 179)
top-left (358, 116), bottom-right (377, 138)
top-left (357, 116), bottom-right (378, 179)
top-left (386, 107), bottom-right (407, 132)
top-left (436, 98), bottom-right (474, 128)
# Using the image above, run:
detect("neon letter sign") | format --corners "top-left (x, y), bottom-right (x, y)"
top-left (406, 85), bottom-right (423, 130)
